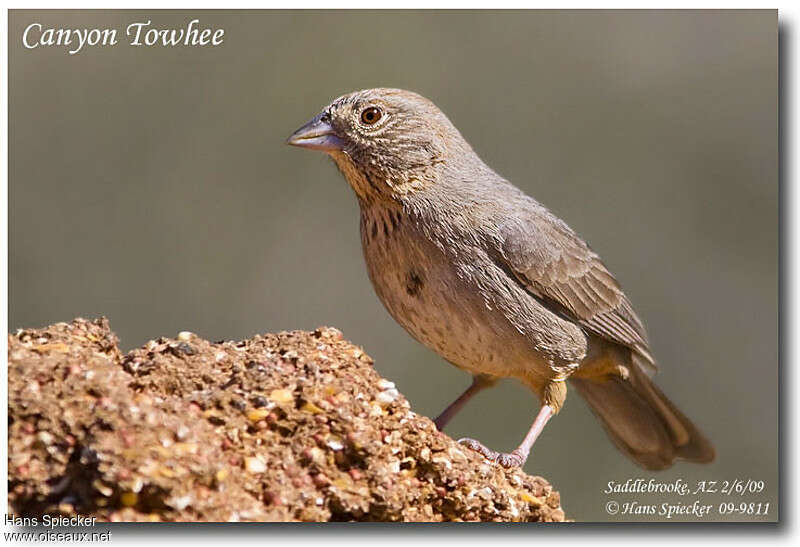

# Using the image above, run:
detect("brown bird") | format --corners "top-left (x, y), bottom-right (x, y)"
top-left (287, 88), bottom-right (715, 470)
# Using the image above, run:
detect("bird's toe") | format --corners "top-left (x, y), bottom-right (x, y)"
top-left (457, 438), bottom-right (526, 468)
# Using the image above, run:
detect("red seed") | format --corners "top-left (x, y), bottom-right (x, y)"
top-left (348, 468), bottom-right (362, 481)
top-left (312, 473), bottom-right (330, 488)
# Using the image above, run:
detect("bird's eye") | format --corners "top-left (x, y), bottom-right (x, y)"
top-left (360, 107), bottom-right (382, 125)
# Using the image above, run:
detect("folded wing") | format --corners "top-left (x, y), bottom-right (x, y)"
top-left (495, 208), bottom-right (656, 374)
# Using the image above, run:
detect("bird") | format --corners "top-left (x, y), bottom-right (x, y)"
top-left (286, 88), bottom-right (715, 470)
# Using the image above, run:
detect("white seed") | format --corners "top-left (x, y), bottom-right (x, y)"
top-left (375, 389), bottom-right (398, 406)
top-left (244, 456), bottom-right (267, 474)
top-left (168, 495), bottom-right (192, 510)
top-left (326, 439), bottom-right (344, 451)
top-left (377, 379), bottom-right (396, 391)
top-left (176, 425), bottom-right (190, 440)
top-left (36, 431), bottom-right (54, 445)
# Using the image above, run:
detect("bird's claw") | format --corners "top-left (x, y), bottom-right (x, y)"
top-left (457, 437), bottom-right (525, 468)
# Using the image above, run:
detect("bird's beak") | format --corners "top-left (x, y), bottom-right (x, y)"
top-left (286, 113), bottom-right (345, 152)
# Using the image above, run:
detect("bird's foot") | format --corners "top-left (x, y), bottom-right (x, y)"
top-left (457, 438), bottom-right (527, 468)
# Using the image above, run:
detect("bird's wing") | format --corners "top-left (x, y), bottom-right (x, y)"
top-left (495, 208), bottom-right (656, 373)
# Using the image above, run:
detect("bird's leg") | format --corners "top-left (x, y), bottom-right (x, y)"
top-left (458, 404), bottom-right (555, 468)
top-left (434, 374), bottom-right (496, 431)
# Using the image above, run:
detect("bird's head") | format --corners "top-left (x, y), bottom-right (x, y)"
top-left (287, 88), bottom-right (471, 202)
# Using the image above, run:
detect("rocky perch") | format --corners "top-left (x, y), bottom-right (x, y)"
top-left (7, 318), bottom-right (565, 522)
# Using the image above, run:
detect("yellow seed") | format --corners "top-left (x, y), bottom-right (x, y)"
top-left (269, 389), bottom-right (293, 403)
top-left (172, 442), bottom-right (198, 455)
top-left (215, 469), bottom-right (229, 482)
top-left (519, 492), bottom-right (541, 506)
top-left (120, 492), bottom-right (138, 507)
top-left (247, 409), bottom-right (270, 422)
top-left (301, 401), bottom-right (323, 414)
top-left (32, 343), bottom-right (70, 353)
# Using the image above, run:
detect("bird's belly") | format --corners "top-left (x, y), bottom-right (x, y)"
top-left (360, 210), bottom-right (546, 380)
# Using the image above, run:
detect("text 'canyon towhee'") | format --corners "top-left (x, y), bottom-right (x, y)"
top-left (287, 88), bottom-right (715, 470)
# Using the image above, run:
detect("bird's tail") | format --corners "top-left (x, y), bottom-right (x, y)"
top-left (570, 360), bottom-right (715, 470)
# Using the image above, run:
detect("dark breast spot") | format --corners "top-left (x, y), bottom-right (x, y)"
top-left (406, 271), bottom-right (424, 297)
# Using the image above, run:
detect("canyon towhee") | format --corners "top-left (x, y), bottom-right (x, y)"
top-left (287, 88), bottom-right (715, 470)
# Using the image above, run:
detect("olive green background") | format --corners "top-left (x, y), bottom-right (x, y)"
top-left (9, 10), bottom-right (778, 522)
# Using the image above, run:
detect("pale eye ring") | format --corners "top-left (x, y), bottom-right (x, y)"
top-left (360, 106), bottom-right (382, 126)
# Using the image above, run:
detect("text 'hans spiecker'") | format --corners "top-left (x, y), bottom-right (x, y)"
top-left (22, 19), bottom-right (224, 55)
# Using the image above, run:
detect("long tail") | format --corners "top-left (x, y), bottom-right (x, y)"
top-left (570, 362), bottom-right (715, 470)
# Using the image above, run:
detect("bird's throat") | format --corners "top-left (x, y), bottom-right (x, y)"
top-left (329, 151), bottom-right (380, 203)
top-left (328, 150), bottom-right (432, 205)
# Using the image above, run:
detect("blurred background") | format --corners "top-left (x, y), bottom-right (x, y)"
top-left (9, 10), bottom-right (777, 521)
